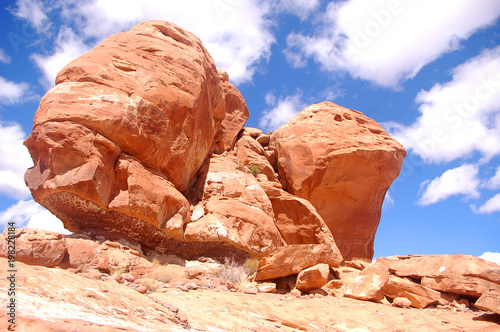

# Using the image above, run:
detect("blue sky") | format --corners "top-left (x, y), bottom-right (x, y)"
top-left (0, 0), bottom-right (499, 263)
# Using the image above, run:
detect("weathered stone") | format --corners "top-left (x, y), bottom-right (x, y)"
top-left (235, 134), bottom-right (279, 183)
top-left (243, 127), bottom-right (262, 138)
top-left (0, 229), bottom-right (66, 267)
top-left (59, 234), bottom-right (153, 275)
top-left (255, 244), bottom-right (342, 280)
top-left (256, 282), bottom-right (277, 293)
top-left (377, 254), bottom-right (500, 285)
top-left (383, 276), bottom-right (441, 309)
top-left (270, 102), bottom-right (405, 261)
top-left (296, 263), bottom-right (330, 292)
top-left (256, 134), bottom-right (270, 146)
top-left (261, 183), bottom-right (336, 247)
top-left (391, 297), bottom-right (412, 308)
top-left (215, 69), bottom-right (249, 152)
top-left (344, 263), bottom-right (389, 303)
top-left (475, 288), bottom-right (500, 314)
top-left (421, 275), bottom-right (500, 298)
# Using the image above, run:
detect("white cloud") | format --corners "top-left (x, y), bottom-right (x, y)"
top-left (385, 47), bottom-right (500, 164)
top-left (286, 0), bottom-right (500, 88)
top-left (0, 77), bottom-right (31, 105)
top-left (485, 166), bottom-right (500, 190)
top-left (383, 191), bottom-right (395, 209)
top-left (479, 252), bottom-right (500, 265)
top-left (12, 0), bottom-right (49, 31)
top-left (472, 193), bottom-right (500, 214)
top-left (0, 199), bottom-right (69, 234)
top-left (0, 123), bottom-right (33, 200)
top-left (259, 92), bottom-right (306, 132)
top-left (418, 164), bottom-right (480, 206)
top-left (275, 0), bottom-right (320, 20)
top-left (31, 27), bottom-right (91, 89)
top-left (32, 0), bottom-right (275, 86)
top-left (0, 48), bottom-right (10, 64)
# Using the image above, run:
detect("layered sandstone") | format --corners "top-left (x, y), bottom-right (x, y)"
top-left (270, 102), bottom-right (406, 261)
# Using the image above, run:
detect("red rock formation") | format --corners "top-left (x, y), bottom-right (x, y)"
top-left (270, 102), bottom-right (406, 261)
top-left (378, 254), bottom-right (500, 313)
top-left (0, 229), bottom-right (66, 267)
top-left (255, 244), bottom-right (342, 280)
top-left (23, 21), bottom-right (257, 260)
top-left (344, 263), bottom-right (389, 303)
top-left (383, 276), bottom-right (441, 309)
top-left (215, 69), bottom-right (249, 152)
top-left (295, 263), bottom-right (330, 292)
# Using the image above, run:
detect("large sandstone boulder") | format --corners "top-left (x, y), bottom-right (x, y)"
top-left (270, 102), bottom-right (406, 261)
top-left (30, 20), bottom-right (226, 192)
top-left (23, 21), bottom-right (253, 259)
top-left (0, 229), bottom-right (67, 267)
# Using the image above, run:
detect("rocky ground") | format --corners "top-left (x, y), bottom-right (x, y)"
top-left (1, 257), bottom-right (499, 332)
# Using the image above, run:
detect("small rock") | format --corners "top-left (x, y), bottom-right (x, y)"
top-left (458, 298), bottom-right (470, 308)
top-left (176, 310), bottom-right (189, 325)
top-left (392, 297), bottom-right (412, 309)
top-left (122, 273), bottom-right (135, 282)
top-left (108, 274), bottom-right (123, 283)
top-left (185, 282), bottom-right (199, 290)
top-left (244, 285), bottom-right (258, 294)
top-left (309, 289), bottom-right (328, 296)
top-left (290, 289), bottom-right (302, 298)
top-left (296, 263), bottom-right (330, 292)
top-left (136, 286), bottom-right (147, 294)
top-left (86, 269), bottom-right (103, 280)
top-left (256, 134), bottom-right (270, 146)
top-left (257, 282), bottom-right (277, 293)
top-left (191, 205), bottom-right (205, 222)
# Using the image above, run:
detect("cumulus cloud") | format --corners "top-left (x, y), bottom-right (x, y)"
top-left (0, 199), bottom-right (69, 234)
top-left (0, 48), bottom-right (10, 64)
top-left (485, 166), bottom-right (500, 190)
top-left (31, 27), bottom-right (91, 89)
top-left (259, 92), bottom-right (306, 131)
top-left (382, 191), bottom-right (395, 209)
top-left (479, 252), bottom-right (500, 265)
top-left (472, 193), bottom-right (500, 214)
top-left (385, 47), bottom-right (500, 164)
top-left (275, 0), bottom-right (320, 20)
top-left (285, 0), bottom-right (500, 88)
top-left (11, 0), bottom-right (49, 31)
top-left (28, 0), bottom-right (275, 86)
top-left (0, 123), bottom-right (33, 200)
top-left (0, 77), bottom-right (31, 105)
top-left (418, 164), bottom-right (480, 206)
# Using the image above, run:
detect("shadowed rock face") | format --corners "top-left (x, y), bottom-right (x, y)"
top-left (270, 102), bottom-right (406, 261)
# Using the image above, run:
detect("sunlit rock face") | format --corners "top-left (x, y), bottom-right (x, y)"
top-left (270, 102), bottom-right (406, 261)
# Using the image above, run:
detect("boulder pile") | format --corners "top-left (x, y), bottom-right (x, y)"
top-left (22, 20), bottom-right (405, 269)
top-left (2, 228), bottom-right (499, 316)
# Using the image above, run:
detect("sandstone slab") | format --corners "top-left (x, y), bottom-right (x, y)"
top-left (255, 244), bottom-right (342, 280)
top-left (0, 228), bottom-right (66, 267)
top-left (383, 276), bottom-right (441, 309)
top-left (344, 263), bottom-right (389, 303)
